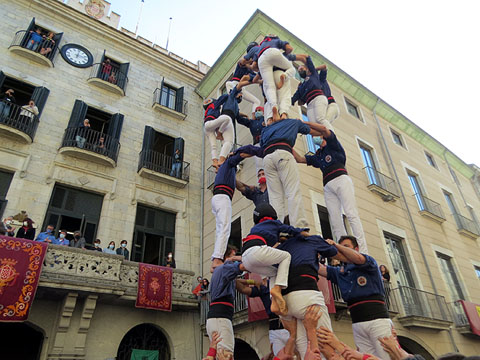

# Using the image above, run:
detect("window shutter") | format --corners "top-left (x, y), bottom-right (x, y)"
top-left (117, 62), bottom-right (130, 91)
top-left (52, 32), bottom-right (63, 53)
top-left (68, 100), bottom-right (88, 127)
top-left (96, 50), bottom-right (106, 78)
top-left (142, 126), bottom-right (156, 151)
top-left (108, 113), bottom-right (124, 140)
top-left (0, 71), bottom-right (5, 89)
top-left (21, 18), bottom-right (36, 47)
top-left (175, 86), bottom-right (184, 113)
top-left (31, 86), bottom-right (50, 117)
top-left (173, 137), bottom-right (184, 162)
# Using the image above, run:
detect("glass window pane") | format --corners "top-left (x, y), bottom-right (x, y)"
top-left (475, 266), bottom-right (480, 280)
top-left (345, 99), bottom-right (359, 118)
top-left (408, 174), bottom-right (425, 210)
top-left (384, 233), bottom-right (415, 288)
top-left (437, 253), bottom-right (465, 300)
top-left (444, 192), bottom-right (457, 214)
top-left (360, 146), bottom-right (378, 185)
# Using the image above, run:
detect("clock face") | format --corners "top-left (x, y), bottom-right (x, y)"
top-left (61, 44), bottom-right (93, 68)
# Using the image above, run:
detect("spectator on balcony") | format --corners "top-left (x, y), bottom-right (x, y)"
top-left (92, 239), bottom-right (102, 252)
top-left (104, 240), bottom-right (116, 254)
top-left (15, 218), bottom-right (35, 240)
top-left (116, 240), bottom-right (130, 260)
top-left (379, 264), bottom-right (390, 282)
top-left (108, 71), bottom-right (117, 85)
top-left (199, 278), bottom-right (210, 300)
top-left (165, 252), bottom-right (176, 268)
top-left (0, 89), bottom-right (16, 119)
top-left (2, 216), bottom-right (16, 237)
top-left (101, 59), bottom-right (112, 81)
top-left (20, 100), bottom-right (39, 126)
top-left (95, 136), bottom-right (106, 155)
top-left (236, 168), bottom-right (269, 208)
top-left (39, 32), bottom-right (56, 57)
top-left (192, 276), bottom-right (203, 299)
top-left (170, 149), bottom-right (182, 178)
top-left (69, 230), bottom-right (86, 249)
top-left (76, 118), bottom-right (90, 149)
top-left (55, 230), bottom-right (69, 246)
top-left (26, 28), bottom-right (43, 52)
top-left (35, 224), bottom-right (56, 243)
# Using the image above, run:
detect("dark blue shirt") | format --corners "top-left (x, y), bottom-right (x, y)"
top-left (305, 130), bottom-right (346, 172)
top-left (291, 56), bottom-right (323, 105)
top-left (244, 45), bottom-right (260, 61)
top-left (254, 38), bottom-right (290, 62)
top-left (319, 69), bottom-right (333, 99)
top-left (241, 187), bottom-right (269, 207)
top-left (221, 85), bottom-right (242, 120)
top-left (248, 219), bottom-right (307, 247)
top-left (29, 32), bottom-right (43, 43)
top-left (237, 116), bottom-right (265, 144)
top-left (214, 145), bottom-right (263, 198)
top-left (327, 254), bottom-right (385, 303)
top-left (232, 63), bottom-right (256, 81)
top-left (260, 119), bottom-right (310, 149)
top-left (210, 261), bottom-right (243, 302)
top-left (204, 95), bottom-right (228, 121)
top-left (278, 235), bottom-right (338, 271)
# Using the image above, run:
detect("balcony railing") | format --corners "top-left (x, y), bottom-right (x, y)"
top-left (453, 213), bottom-right (480, 237)
top-left (395, 285), bottom-right (452, 327)
top-left (88, 63), bottom-right (128, 95)
top-left (413, 193), bottom-right (446, 221)
top-left (60, 127), bottom-right (120, 164)
top-left (363, 166), bottom-right (399, 199)
top-left (138, 149), bottom-right (190, 182)
top-left (0, 102), bottom-right (39, 142)
top-left (449, 300), bottom-right (469, 327)
top-left (153, 88), bottom-right (187, 117)
top-left (200, 290), bottom-right (249, 325)
top-left (9, 30), bottom-right (59, 66)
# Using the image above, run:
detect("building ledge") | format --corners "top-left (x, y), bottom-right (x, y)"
top-left (458, 228), bottom-right (479, 240)
top-left (8, 46), bottom-right (54, 68)
top-left (367, 184), bottom-right (399, 202)
top-left (152, 103), bottom-right (186, 120)
top-left (419, 210), bottom-right (446, 224)
top-left (0, 124), bottom-right (33, 144)
top-left (87, 77), bottom-right (125, 96)
top-left (59, 146), bottom-right (116, 167)
top-left (138, 167), bottom-right (188, 188)
top-left (398, 315), bottom-right (453, 330)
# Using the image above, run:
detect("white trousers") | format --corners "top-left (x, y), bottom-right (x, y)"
top-left (242, 245), bottom-right (291, 288)
top-left (258, 48), bottom-right (295, 109)
top-left (274, 70), bottom-right (292, 117)
top-left (206, 318), bottom-right (235, 353)
top-left (263, 150), bottom-right (308, 228)
top-left (307, 95), bottom-right (334, 132)
top-left (254, 155), bottom-right (263, 173)
top-left (324, 175), bottom-right (368, 254)
top-left (211, 194), bottom-right (232, 260)
top-left (282, 290), bottom-right (332, 360)
top-left (352, 318), bottom-right (393, 359)
top-left (204, 114), bottom-right (234, 160)
top-left (269, 329), bottom-right (290, 356)
top-left (326, 102), bottom-right (340, 125)
top-left (226, 80), bottom-right (261, 114)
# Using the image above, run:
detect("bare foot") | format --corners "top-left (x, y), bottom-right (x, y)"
top-left (210, 258), bottom-right (224, 273)
top-left (272, 106), bottom-right (280, 122)
top-left (216, 131), bottom-right (224, 141)
top-left (271, 285), bottom-right (288, 315)
top-left (271, 296), bottom-right (280, 314)
top-left (280, 112), bottom-right (287, 120)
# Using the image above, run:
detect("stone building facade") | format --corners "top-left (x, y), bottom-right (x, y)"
top-left (0, 0), bottom-right (207, 359)
top-left (197, 10), bottom-right (480, 358)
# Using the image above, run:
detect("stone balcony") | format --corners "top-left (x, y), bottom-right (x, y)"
top-left (40, 244), bottom-right (197, 309)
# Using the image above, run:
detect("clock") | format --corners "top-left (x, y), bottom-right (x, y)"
top-left (60, 44), bottom-right (94, 68)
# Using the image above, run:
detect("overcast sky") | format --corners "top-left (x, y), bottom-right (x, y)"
top-left (108, 0), bottom-right (479, 166)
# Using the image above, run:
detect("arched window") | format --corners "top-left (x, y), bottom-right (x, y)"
top-left (0, 322), bottom-right (44, 360)
top-left (117, 323), bottom-right (170, 360)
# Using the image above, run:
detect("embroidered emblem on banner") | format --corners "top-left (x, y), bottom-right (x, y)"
top-left (325, 155), bottom-right (332, 163)
top-left (357, 276), bottom-right (367, 286)
top-left (85, 0), bottom-right (105, 19)
top-left (0, 258), bottom-right (19, 295)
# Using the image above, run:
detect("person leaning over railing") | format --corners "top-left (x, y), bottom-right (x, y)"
top-left (19, 100), bottom-right (39, 129)
top-left (26, 28), bottom-right (43, 51)
top-left (0, 89), bottom-right (16, 119)
top-left (40, 32), bottom-right (56, 57)
top-left (75, 119), bottom-right (90, 149)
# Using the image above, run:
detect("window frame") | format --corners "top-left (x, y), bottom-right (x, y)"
top-left (425, 152), bottom-right (437, 169)
top-left (343, 97), bottom-right (365, 123)
top-left (160, 83), bottom-right (178, 111)
top-left (435, 251), bottom-right (466, 301)
top-left (407, 171), bottom-right (426, 211)
top-left (390, 128), bottom-right (405, 148)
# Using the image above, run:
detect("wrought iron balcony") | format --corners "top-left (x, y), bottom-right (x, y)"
top-left (87, 63), bottom-right (128, 96)
top-left (40, 244), bottom-right (197, 308)
top-left (59, 127), bottom-right (120, 167)
top-left (363, 166), bottom-right (399, 201)
top-left (138, 149), bottom-right (190, 187)
top-left (395, 285), bottom-right (452, 330)
top-left (453, 213), bottom-right (480, 239)
top-left (0, 102), bottom-right (39, 143)
top-left (413, 193), bottom-right (446, 223)
top-left (449, 300), bottom-right (469, 327)
top-left (152, 88), bottom-right (188, 120)
top-left (9, 30), bottom-right (58, 67)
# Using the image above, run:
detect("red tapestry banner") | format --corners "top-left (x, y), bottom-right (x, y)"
top-left (136, 263), bottom-right (172, 312)
top-left (0, 236), bottom-right (48, 322)
top-left (459, 300), bottom-right (480, 336)
top-left (317, 278), bottom-right (336, 314)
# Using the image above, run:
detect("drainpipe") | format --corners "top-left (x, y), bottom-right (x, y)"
top-left (199, 97), bottom-right (206, 360)
top-left (372, 99), bottom-right (459, 352)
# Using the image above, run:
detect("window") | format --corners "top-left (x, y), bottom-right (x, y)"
top-left (0, 170), bottom-right (13, 218)
top-left (449, 168), bottom-right (459, 185)
top-left (425, 152), bottom-right (437, 168)
top-left (345, 98), bottom-right (360, 119)
top-left (15, 18), bottom-right (63, 61)
top-left (359, 144), bottom-right (378, 185)
top-left (407, 172), bottom-right (425, 211)
top-left (391, 129), bottom-right (404, 147)
top-left (436, 252), bottom-right (465, 301)
top-left (384, 232), bottom-right (416, 287)
top-left (474, 265), bottom-right (480, 280)
top-left (443, 191), bottom-right (458, 215)
top-left (96, 51), bottom-right (129, 91)
top-left (153, 82), bottom-right (185, 113)
top-left (228, 217), bottom-right (242, 251)
top-left (161, 84), bottom-right (177, 109)
top-left (317, 205), bottom-right (333, 240)
top-left (303, 114), bottom-right (319, 154)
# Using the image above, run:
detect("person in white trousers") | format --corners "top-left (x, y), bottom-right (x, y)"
top-left (319, 236), bottom-right (393, 359)
top-left (225, 62), bottom-right (261, 117)
top-left (292, 122), bottom-right (368, 254)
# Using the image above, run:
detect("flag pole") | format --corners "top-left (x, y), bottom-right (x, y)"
top-left (166, 17), bottom-right (173, 51)
top-left (135, 0), bottom-right (145, 35)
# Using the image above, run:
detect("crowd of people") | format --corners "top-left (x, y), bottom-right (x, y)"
top-left (25, 27), bottom-right (57, 58)
top-left (200, 34), bottom-right (468, 360)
